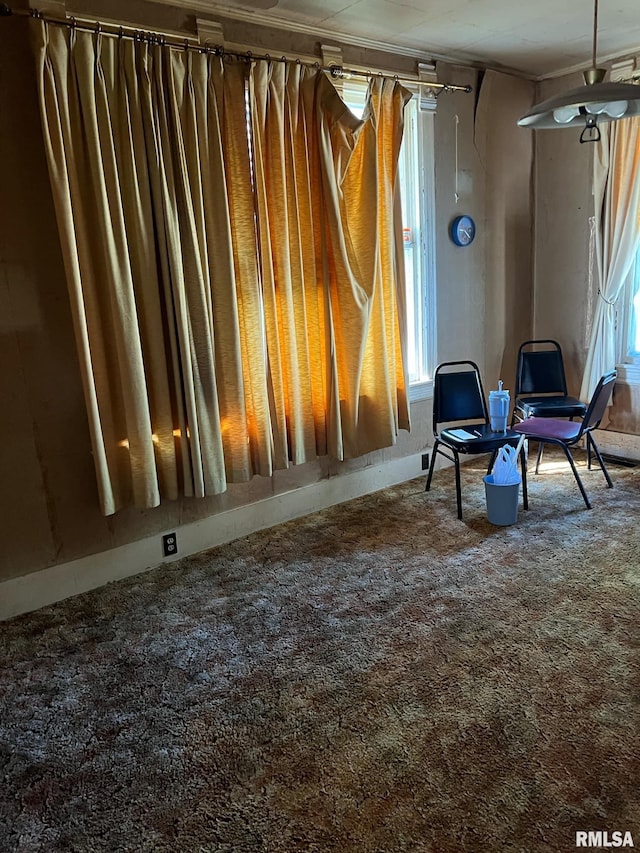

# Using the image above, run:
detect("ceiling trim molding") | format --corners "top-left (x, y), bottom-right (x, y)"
top-left (28, 0), bottom-right (640, 82)
top-left (147, 0), bottom-right (440, 63)
top-left (197, 18), bottom-right (225, 46)
top-left (29, 0), bottom-right (66, 15)
top-left (321, 43), bottom-right (343, 94)
top-left (535, 47), bottom-right (640, 83)
top-left (610, 58), bottom-right (637, 82)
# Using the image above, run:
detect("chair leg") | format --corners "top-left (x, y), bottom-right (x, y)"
top-left (425, 441), bottom-right (464, 518)
top-left (560, 445), bottom-right (592, 509)
top-left (520, 447), bottom-right (528, 510)
top-left (425, 441), bottom-right (440, 492)
top-left (535, 441), bottom-right (545, 474)
top-left (587, 433), bottom-right (613, 489)
top-left (487, 448), bottom-right (498, 475)
top-left (453, 451), bottom-right (463, 520)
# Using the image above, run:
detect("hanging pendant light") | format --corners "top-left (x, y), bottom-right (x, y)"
top-left (517, 0), bottom-right (640, 142)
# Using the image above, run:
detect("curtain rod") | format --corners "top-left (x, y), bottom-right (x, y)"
top-left (0, 4), bottom-right (472, 94)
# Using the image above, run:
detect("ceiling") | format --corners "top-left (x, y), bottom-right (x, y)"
top-left (177, 0), bottom-right (640, 80)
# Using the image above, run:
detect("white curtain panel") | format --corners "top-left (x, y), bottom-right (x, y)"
top-left (581, 118), bottom-right (640, 401)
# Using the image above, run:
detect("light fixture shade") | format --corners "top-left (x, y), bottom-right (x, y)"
top-left (518, 81), bottom-right (640, 129)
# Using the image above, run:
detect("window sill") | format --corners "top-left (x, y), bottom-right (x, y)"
top-left (409, 379), bottom-right (433, 402)
top-left (616, 363), bottom-right (640, 384)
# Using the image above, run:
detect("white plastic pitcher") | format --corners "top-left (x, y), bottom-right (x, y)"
top-left (489, 380), bottom-right (510, 432)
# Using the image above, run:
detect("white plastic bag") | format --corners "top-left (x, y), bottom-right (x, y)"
top-left (493, 445), bottom-right (521, 485)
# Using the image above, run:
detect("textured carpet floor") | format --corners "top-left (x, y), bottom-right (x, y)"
top-left (1, 452), bottom-right (639, 852)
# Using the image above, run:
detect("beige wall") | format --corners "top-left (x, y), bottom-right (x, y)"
top-left (531, 73), bottom-right (595, 396)
top-left (0, 5), bottom-right (534, 590)
top-left (434, 65), bottom-right (489, 372)
top-left (476, 70), bottom-right (535, 391)
top-left (531, 69), bottom-right (640, 433)
top-left (433, 65), bottom-right (534, 398)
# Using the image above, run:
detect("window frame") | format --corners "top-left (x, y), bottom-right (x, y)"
top-left (619, 247), bottom-right (640, 362)
top-left (407, 104), bottom-right (437, 403)
top-left (614, 244), bottom-right (640, 388)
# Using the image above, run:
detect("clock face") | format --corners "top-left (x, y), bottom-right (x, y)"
top-left (451, 215), bottom-right (476, 247)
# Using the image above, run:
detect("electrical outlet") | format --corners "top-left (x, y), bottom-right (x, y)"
top-left (421, 452), bottom-right (430, 470)
top-left (162, 533), bottom-right (177, 557)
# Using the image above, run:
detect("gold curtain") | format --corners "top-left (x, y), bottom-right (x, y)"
top-left (34, 20), bottom-right (411, 515)
top-left (314, 73), bottom-right (411, 457)
top-left (251, 63), bottom-right (411, 461)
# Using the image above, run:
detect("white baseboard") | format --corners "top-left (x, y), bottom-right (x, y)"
top-left (593, 429), bottom-right (640, 461)
top-left (0, 452), bottom-right (427, 622)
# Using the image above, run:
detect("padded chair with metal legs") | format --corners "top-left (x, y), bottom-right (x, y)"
top-left (425, 360), bottom-right (528, 520)
top-left (512, 370), bottom-right (616, 509)
top-left (512, 339), bottom-right (588, 473)
top-left (513, 339), bottom-right (587, 421)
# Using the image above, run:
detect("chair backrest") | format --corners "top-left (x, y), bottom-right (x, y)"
top-left (515, 340), bottom-right (568, 397)
top-left (581, 370), bottom-right (617, 434)
top-left (433, 361), bottom-right (488, 432)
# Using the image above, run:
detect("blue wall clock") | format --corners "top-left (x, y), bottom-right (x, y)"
top-left (450, 215), bottom-right (476, 247)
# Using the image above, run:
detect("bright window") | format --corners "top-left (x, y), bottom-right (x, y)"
top-left (618, 246), bottom-right (640, 365)
top-left (342, 79), bottom-right (437, 401)
top-left (400, 99), bottom-right (437, 399)
top-left (625, 248), bottom-right (640, 360)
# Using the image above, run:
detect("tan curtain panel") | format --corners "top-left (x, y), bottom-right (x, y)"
top-left (251, 61), bottom-right (326, 467)
top-left (315, 74), bottom-right (411, 457)
top-left (33, 20), bottom-right (411, 515)
top-left (251, 65), bottom-right (411, 461)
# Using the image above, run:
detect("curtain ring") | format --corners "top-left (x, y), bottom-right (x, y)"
top-left (118, 26), bottom-right (124, 39)
top-left (95, 21), bottom-right (101, 34)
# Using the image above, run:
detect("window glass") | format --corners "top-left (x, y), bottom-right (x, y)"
top-left (616, 245), bottom-right (640, 366)
top-left (626, 249), bottom-right (640, 360)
